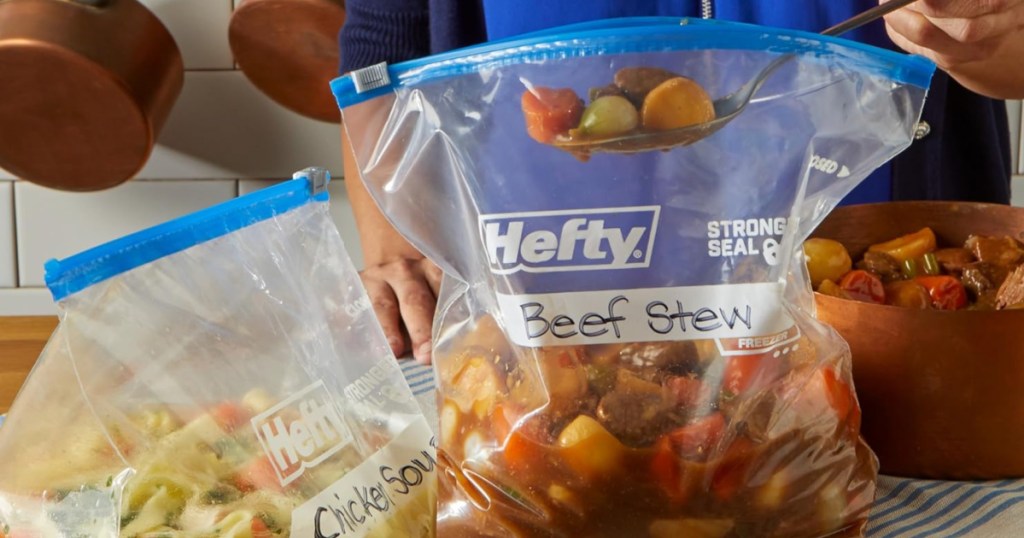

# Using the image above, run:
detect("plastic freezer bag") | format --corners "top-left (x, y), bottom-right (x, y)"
top-left (336, 18), bottom-right (936, 537)
top-left (0, 169), bottom-right (436, 537)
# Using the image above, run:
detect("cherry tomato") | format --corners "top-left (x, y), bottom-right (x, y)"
top-left (838, 270), bottom-right (885, 304)
top-left (521, 87), bottom-right (583, 143)
top-left (915, 275), bottom-right (968, 310)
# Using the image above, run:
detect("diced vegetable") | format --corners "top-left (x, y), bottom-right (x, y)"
top-left (756, 469), bottom-right (791, 509)
top-left (884, 280), bottom-right (931, 309)
top-left (651, 436), bottom-right (685, 502)
top-left (665, 375), bottom-right (711, 410)
top-left (709, 436), bottom-right (756, 502)
top-left (838, 270), bottom-right (885, 304)
top-left (664, 413), bottom-right (726, 459)
top-left (722, 354), bottom-right (780, 396)
top-left (816, 279), bottom-right (849, 298)
top-left (521, 87), bottom-right (584, 143)
top-left (577, 95), bottom-right (640, 137)
top-left (556, 415), bottom-right (626, 478)
top-left (503, 430), bottom-right (544, 472)
top-left (819, 367), bottom-right (859, 433)
top-left (921, 252), bottom-right (941, 275)
top-left (650, 415), bottom-right (727, 503)
top-left (547, 484), bottom-right (584, 516)
top-left (234, 456), bottom-right (285, 494)
top-left (640, 77), bottom-right (715, 131)
top-left (440, 400), bottom-right (460, 447)
top-left (867, 227), bottom-right (936, 262)
top-left (210, 401), bottom-right (251, 433)
top-left (915, 275), bottom-right (968, 310)
top-left (900, 258), bottom-right (918, 279)
top-left (251, 517), bottom-right (273, 538)
top-left (449, 354), bottom-right (503, 419)
top-left (803, 238), bottom-right (852, 288)
top-left (648, 517), bottom-right (734, 538)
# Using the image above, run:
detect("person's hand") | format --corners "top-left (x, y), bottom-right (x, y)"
top-left (361, 256), bottom-right (442, 364)
top-left (883, 0), bottom-right (1024, 71)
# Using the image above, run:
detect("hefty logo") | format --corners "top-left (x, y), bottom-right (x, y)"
top-left (251, 381), bottom-right (352, 486)
top-left (479, 206), bottom-right (660, 274)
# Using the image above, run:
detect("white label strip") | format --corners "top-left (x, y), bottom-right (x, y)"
top-left (290, 417), bottom-right (436, 538)
top-left (495, 282), bottom-right (795, 348)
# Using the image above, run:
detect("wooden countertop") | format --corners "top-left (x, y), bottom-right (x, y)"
top-left (0, 316), bottom-right (57, 414)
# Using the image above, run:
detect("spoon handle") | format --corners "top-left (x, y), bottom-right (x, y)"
top-left (821, 0), bottom-right (918, 37)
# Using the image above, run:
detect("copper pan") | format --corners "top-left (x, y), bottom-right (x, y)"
top-left (812, 201), bottom-right (1024, 479)
top-left (229, 0), bottom-right (346, 123)
top-left (0, 0), bottom-right (183, 191)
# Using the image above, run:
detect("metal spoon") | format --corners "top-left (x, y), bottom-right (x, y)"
top-left (553, 0), bottom-right (919, 156)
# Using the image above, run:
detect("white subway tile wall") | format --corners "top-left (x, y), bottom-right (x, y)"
top-left (134, 71), bottom-right (344, 180)
top-left (0, 0), bottom-right (1021, 314)
top-left (0, 181), bottom-right (13, 288)
top-left (15, 180), bottom-right (238, 288)
top-left (140, 0), bottom-right (235, 70)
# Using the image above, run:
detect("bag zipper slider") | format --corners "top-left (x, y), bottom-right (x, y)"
top-left (294, 167), bottom-right (331, 196)
top-left (351, 62), bottom-right (391, 93)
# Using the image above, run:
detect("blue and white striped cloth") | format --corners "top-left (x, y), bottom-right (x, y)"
top-left (3, 365), bottom-right (1021, 537)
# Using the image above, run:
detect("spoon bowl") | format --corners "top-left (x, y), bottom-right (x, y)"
top-left (554, 0), bottom-right (918, 156)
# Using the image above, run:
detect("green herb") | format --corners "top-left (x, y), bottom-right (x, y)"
top-left (901, 258), bottom-right (919, 279)
top-left (921, 252), bottom-right (940, 275)
top-left (119, 511), bottom-right (138, 528)
top-left (201, 485), bottom-right (241, 505)
top-left (105, 475), bottom-right (113, 488)
top-left (256, 511), bottom-right (283, 533)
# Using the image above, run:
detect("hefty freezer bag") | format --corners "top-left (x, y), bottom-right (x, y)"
top-left (0, 169), bottom-right (435, 537)
top-left (335, 18), bottom-right (935, 537)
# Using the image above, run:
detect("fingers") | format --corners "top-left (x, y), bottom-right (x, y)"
top-left (883, 1), bottom-right (1024, 68)
top-left (361, 273), bottom-right (407, 359)
top-left (911, 0), bottom-right (1022, 20)
top-left (390, 274), bottom-right (438, 365)
top-left (420, 258), bottom-right (444, 296)
top-left (360, 258), bottom-right (441, 364)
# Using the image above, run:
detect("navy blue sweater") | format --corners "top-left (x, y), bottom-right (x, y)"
top-left (339, 0), bottom-right (1011, 204)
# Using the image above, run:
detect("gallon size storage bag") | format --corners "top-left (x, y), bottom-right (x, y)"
top-left (336, 18), bottom-right (935, 537)
top-left (0, 169), bottom-right (436, 538)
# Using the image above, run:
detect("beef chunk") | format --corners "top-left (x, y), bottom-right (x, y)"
top-left (996, 265), bottom-right (1024, 309)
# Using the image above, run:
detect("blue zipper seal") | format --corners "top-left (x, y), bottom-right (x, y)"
top-left (332, 17), bottom-right (935, 110)
top-left (44, 167), bottom-right (332, 302)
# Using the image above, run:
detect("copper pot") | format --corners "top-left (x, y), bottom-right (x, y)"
top-left (812, 201), bottom-right (1024, 479)
top-left (229, 0), bottom-right (346, 123)
top-left (0, 0), bottom-right (183, 191)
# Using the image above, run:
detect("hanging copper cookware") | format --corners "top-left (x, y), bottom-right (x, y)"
top-left (812, 201), bottom-right (1024, 479)
top-left (229, 0), bottom-right (346, 123)
top-left (0, 0), bottom-right (183, 191)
